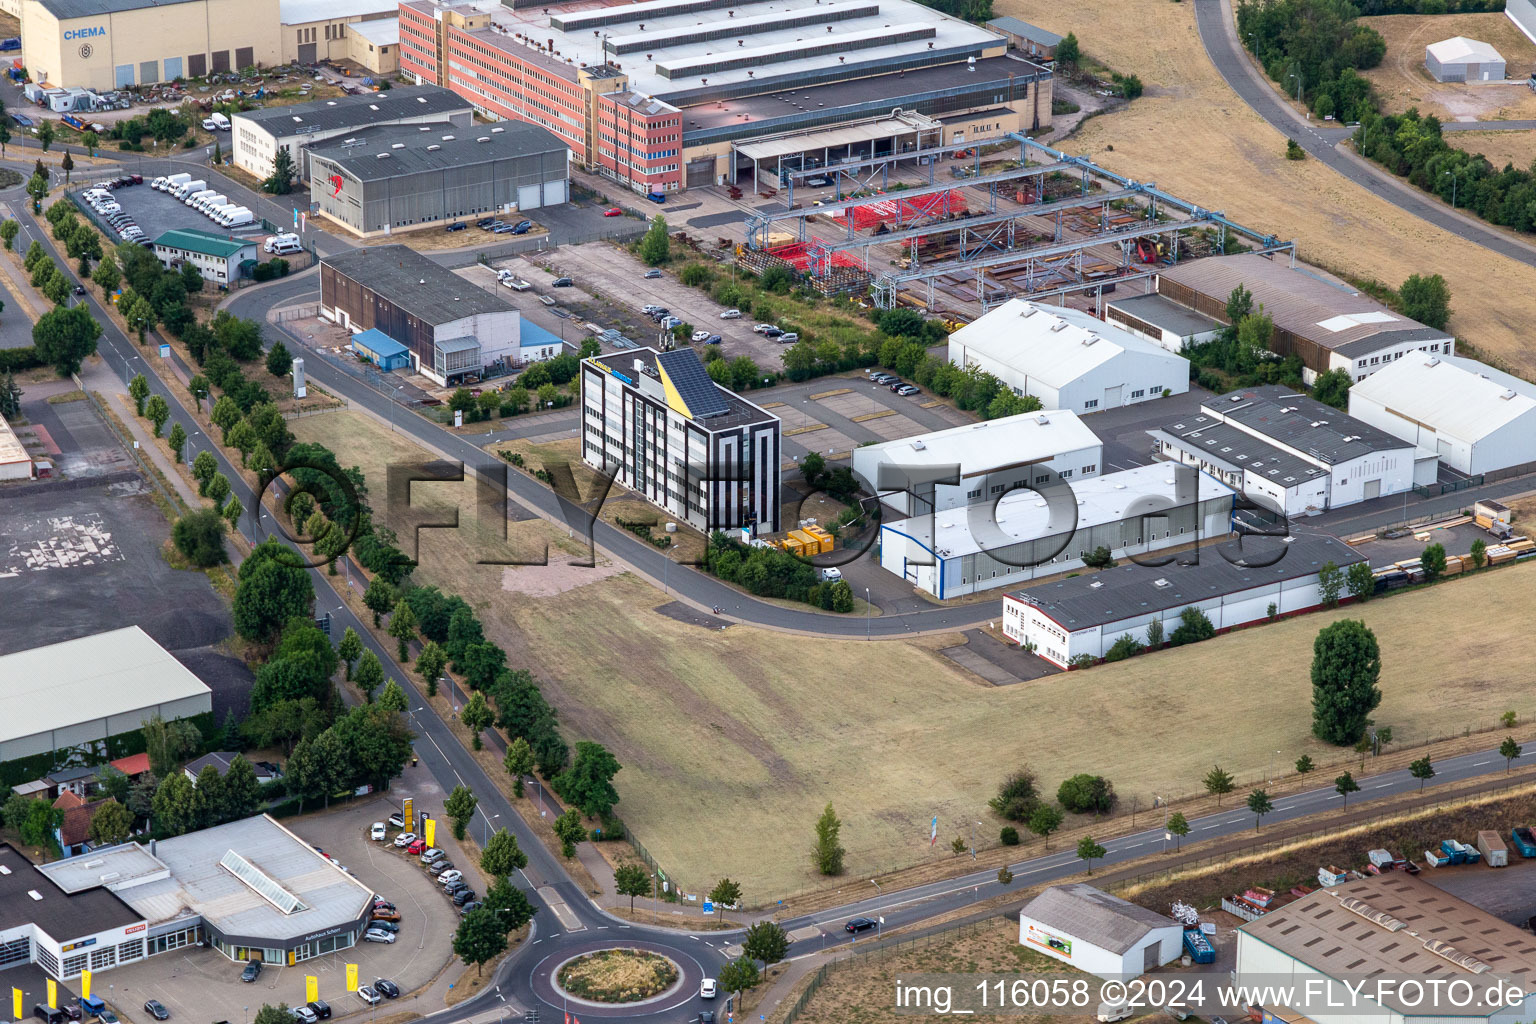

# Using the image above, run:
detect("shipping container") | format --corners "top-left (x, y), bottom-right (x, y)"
top-left (780, 535), bottom-right (804, 557)
top-left (1478, 831), bottom-right (1509, 867)
top-left (804, 524), bottom-right (834, 550)
top-left (1475, 499), bottom-right (1513, 524)
top-left (790, 529), bottom-right (825, 555)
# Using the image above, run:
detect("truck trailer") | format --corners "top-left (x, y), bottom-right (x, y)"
top-left (1478, 830), bottom-right (1509, 867)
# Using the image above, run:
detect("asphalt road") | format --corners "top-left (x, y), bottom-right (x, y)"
top-left (1192, 0), bottom-right (1536, 272)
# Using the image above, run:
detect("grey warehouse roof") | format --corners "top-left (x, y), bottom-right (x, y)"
top-left (985, 17), bottom-right (1063, 45)
top-left (36, 0), bottom-right (200, 19)
top-left (1154, 416), bottom-right (1324, 486)
top-left (1206, 385), bottom-right (1411, 464)
top-left (111, 815), bottom-right (372, 937)
top-left (1108, 292), bottom-right (1222, 338)
top-left (235, 86), bottom-right (470, 138)
top-left (308, 120), bottom-right (567, 182)
top-left (0, 626), bottom-right (212, 746)
top-left (1020, 884), bottom-right (1176, 954)
top-left (1009, 531), bottom-right (1365, 631)
top-left (322, 245), bottom-right (516, 326)
top-left (0, 843), bottom-right (143, 938)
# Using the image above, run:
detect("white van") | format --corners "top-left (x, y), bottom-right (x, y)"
top-left (264, 232), bottom-right (299, 252)
top-left (269, 238), bottom-right (302, 255)
top-left (185, 189), bottom-right (216, 207)
top-left (196, 194), bottom-right (228, 214)
top-left (219, 207), bottom-right (253, 228)
top-left (206, 203), bottom-right (238, 222)
top-left (210, 112), bottom-right (230, 131)
top-left (172, 179), bottom-right (206, 201)
top-left (158, 173), bottom-right (191, 193)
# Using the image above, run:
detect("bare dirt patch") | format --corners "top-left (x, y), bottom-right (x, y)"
top-left (1359, 12), bottom-right (1536, 122)
top-left (1441, 128), bottom-right (1536, 171)
top-left (501, 558), bottom-right (627, 597)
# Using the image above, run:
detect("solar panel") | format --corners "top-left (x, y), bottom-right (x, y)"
top-left (657, 350), bottom-right (730, 420)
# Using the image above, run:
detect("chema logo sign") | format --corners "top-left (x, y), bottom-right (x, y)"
top-left (64, 26), bottom-right (106, 40)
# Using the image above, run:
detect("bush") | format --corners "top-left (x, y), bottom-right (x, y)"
top-left (1057, 773), bottom-right (1117, 814)
top-left (172, 508), bottom-right (229, 567)
top-left (989, 767), bottom-right (1039, 821)
top-left (999, 826), bottom-right (1020, 846)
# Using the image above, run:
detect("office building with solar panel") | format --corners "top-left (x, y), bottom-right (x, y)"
top-left (581, 347), bottom-right (782, 533)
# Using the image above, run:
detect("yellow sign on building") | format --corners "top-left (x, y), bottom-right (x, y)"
top-left (402, 797), bottom-right (413, 830)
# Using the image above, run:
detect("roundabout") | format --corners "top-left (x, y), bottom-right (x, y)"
top-left (529, 937), bottom-right (710, 1017)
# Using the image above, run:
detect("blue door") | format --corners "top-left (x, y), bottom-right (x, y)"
top-left (163, 56), bottom-right (183, 81)
top-left (114, 64), bottom-right (134, 87)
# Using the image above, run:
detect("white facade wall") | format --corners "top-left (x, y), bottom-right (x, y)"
top-left (1242, 469), bottom-right (1329, 517)
top-left (1347, 392), bottom-right (1536, 476)
top-left (1019, 914), bottom-right (1182, 980)
top-left (1002, 568), bottom-right (1330, 668)
top-left (1328, 335), bottom-right (1454, 383)
top-left (435, 309), bottom-right (520, 369)
top-left (35, 919), bottom-right (150, 981)
top-left (952, 339), bottom-right (1188, 413)
top-left (854, 443), bottom-right (1104, 518)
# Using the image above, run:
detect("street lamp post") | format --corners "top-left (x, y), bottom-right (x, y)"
top-left (388, 383), bottom-right (404, 432)
top-left (1443, 168), bottom-right (1459, 208)
top-left (865, 587), bottom-right (871, 640)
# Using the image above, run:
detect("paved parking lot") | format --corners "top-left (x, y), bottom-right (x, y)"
top-left (87, 796), bottom-right (463, 1024)
top-left (76, 179), bottom-right (262, 247)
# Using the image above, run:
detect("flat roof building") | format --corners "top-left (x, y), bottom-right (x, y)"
top-left (0, 841), bottom-right (148, 983)
top-left (1019, 884), bottom-right (1183, 979)
top-left (581, 347), bottom-right (782, 534)
top-left (1105, 292), bottom-right (1224, 353)
top-left (1152, 386), bottom-right (1435, 516)
top-left (949, 300), bottom-right (1189, 414)
top-left (306, 120), bottom-right (569, 237)
top-left (1348, 352), bottom-right (1536, 477)
top-left (231, 85), bottom-right (475, 182)
top-left (0, 626), bottom-right (213, 764)
top-left (880, 464), bottom-right (1235, 600)
top-left (279, 0), bottom-right (398, 66)
top-left (346, 17), bottom-right (400, 73)
top-left (1237, 873), bottom-right (1536, 1024)
top-left (320, 245), bottom-right (520, 385)
top-left (20, 0), bottom-right (281, 92)
top-left (850, 409), bottom-right (1104, 520)
top-left (985, 17), bottom-right (1062, 59)
top-left (1002, 531), bottom-right (1364, 667)
top-left (0, 412), bottom-right (32, 480)
top-left (1155, 254), bottom-right (1455, 383)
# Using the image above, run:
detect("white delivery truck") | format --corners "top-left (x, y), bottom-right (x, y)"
top-left (269, 237), bottom-right (302, 255)
top-left (219, 207), bottom-right (253, 228)
top-left (210, 112), bottom-right (230, 131)
top-left (172, 179), bottom-right (206, 201)
top-left (185, 189), bottom-right (216, 207)
top-left (196, 194), bottom-right (228, 214)
top-left (206, 203), bottom-right (238, 223)
top-left (158, 172), bottom-right (191, 193)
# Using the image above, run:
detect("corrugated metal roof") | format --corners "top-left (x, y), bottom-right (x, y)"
top-left (855, 409), bottom-right (1101, 479)
top-left (321, 245), bottom-right (516, 326)
top-left (1205, 385), bottom-right (1414, 464)
top-left (153, 229), bottom-right (253, 260)
top-left (951, 299), bottom-right (1187, 390)
top-left (234, 86), bottom-right (470, 138)
top-left (352, 328), bottom-right (409, 359)
top-left (1108, 292), bottom-right (1223, 338)
top-left (985, 16), bottom-right (1063, 46)
top-left (1426, 36), bottom-right (1504, 64)
top-left (307, 120), bottom-right (566, 181)
top-left (0, 627), bottom-right (212, 746)
top-left (736, 112), bottom-right (939, 160)
top-left (1020, 884), bottom-right (1177, 955)
top-left (1158, 254), bottom-right (1450, 353)
top-left (1350, 352), bottom-right (1536, 443)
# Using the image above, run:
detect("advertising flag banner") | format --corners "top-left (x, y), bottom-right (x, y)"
top-left (346, 964), bottom-right (359, 992)
top-left (13, 986), bottom-right (22, 1020)
top-left (402, 797), bottom-right (413, 827)
top-left (930, 816), bottom-right (938, 846)
top-left (307, 976), bottom-right (318, 1004)
top-left (46, 981), bottom-right (56, 1009)
top-left (424, 816), bottom-right (436, 847)
top-left (80, 971), bottom-right (91, 1000)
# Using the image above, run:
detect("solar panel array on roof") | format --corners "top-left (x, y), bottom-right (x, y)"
top-left (657, 350), bottom-right (730, 419)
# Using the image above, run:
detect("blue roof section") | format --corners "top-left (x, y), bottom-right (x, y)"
top-left (353, 328), bottom-right (409, 358)
top-left (519, 321), bottom-right (564, 349)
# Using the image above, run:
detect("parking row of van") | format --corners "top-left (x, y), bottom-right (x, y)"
top-left (151, 173), bottom-right (253, 228)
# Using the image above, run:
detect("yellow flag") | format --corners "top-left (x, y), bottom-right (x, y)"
top-left (306, 976), bottom-right (318, 1004)
top-left (345, 964), bottom-right (358, 992)
top-left (46, 980), bottom-right (56, 1010)
top-left (13, 987), bottom-right (22, 1021)
top-left (80, 970), bottom-right (91, 1001)
top-left (423, 816), bottom-right (435, 847)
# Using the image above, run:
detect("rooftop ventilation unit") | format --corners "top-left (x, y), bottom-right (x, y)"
top-left (391, 142), bottom-right (405, 148)
top-left (1081, 335), bottom-right (1098, 346)
top-left (1088, 580), bottom-right (1102, 588)
top-left (1153, 578), bottom-right (1171, 588)
top-left (476, 136), bottom-right (490, 142)
top-left (1426, 356), bottom-right (1440, 366)
top-left (491, 126), bottom-right (504, 132)
top-left (427, 144), bottom-right (441, 150)
top-left (911, 440), bottom-right (926, 450)
top-left (376, 152), bottom-right (390, 158)
top-left (27, 890), bottom-right (42, 901)
top-left (1049, 320), bottom-right (1068, 332)
top-left (1423, 939), bottom-right (1491, 974)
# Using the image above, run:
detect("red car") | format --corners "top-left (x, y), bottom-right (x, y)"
top-left (406, 839), bottom-right (425, 855)
top-left (603, 207), bottom-right (622, 217)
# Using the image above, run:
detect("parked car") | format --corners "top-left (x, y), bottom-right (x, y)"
top-left (374, 980), bottom-right (401, 1000)
top-left (459, 901), bottom-right (484, 916)
top-left (752, 323), bottom-right (776, 333)
top-left (368, 919), bottom-right (400, 934)
top-left (355, 987), bottom-right (381, 1006)
top-left (451, 888), bottom-right (477, 906)
top-left (641, 304), bottom-right (664, 314)
top-left (603, 207), bottom-right (622, 216)
top-left (691, 330), bottom-right (712, 342)
top-left (73, 284), bottom-right (86, 295)
top-left (762, 326), bottom-right (784, 338)
top-left (241, 962), bottom-right (262, 983)
top-left (720, 309), bottom-right (741, 319)
top-left (428, 860), bottom-right (452, 875)
top-left (551, 277), bottom-right (572, 287)
top-left (705, 334), bottom-right (722, 345)
top-left (305, 1001), bottom-right (330, 1021)
top-left (362, 930), bottom-right (396, 945)
top-left (474, 217), bottom-right (496, 230)
top-left (142, 1003), bottom-right (169, 1021)
top-left (778, 332), bottom-right (799, 344)
top-left (419, 847), bottom-right (444, 864)
top-left (870, 373), bottom-right (896, 384)
top-left (289, 1007), bottom-right (317, 1024)
top-left (701, 979), bottom-right (718, 999)
top-left (371, 908), bottom-right (401, 922)
top-left (493, 222), bottom-right (516, 233)
top-left (845, 917), bottom-right (878, 933)
top-left (444, 880), bottom-right (469, 896)
top-left (896, 385), bottom-right (920, 396)
top-left (406, 838), bottom-right (425, 855)
top-left (643, 268), bottom-right (662, 279)
top-left (61, 1007), bottom-right (82, 1022)
top-left (34, 1007), bottom-right (65, 1024)
top-left (444, 222), bottom-right (468, 232)
top-left (393, 831), bottom-right (416, 847)
top-left (370, 822), bottom-right (386, 841)
top-left (820, 567), bottom-right (842, 581)
top-left (512, 220), bottom-right (532, 232)
top-left (437, 868), bottom-right (464, 885)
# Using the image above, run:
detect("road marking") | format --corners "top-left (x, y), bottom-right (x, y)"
top-left (1201, 824), bottom-right (1219, 830)
top-left (1124, 843), bottom-right (1142, 849)
top-left (1374, 783), bottom-right (1392, 789)
top-left (1474, 760), bottom-right (1492, 766)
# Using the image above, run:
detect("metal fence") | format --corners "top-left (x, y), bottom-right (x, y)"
top-left (626, 832), bottom-right (681, 901)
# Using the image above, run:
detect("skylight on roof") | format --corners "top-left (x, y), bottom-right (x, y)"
top-left (219, 849), bottom-right (309, 915)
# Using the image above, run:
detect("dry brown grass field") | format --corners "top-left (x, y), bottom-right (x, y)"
top-left (1443, 129), bottom-right (1536, 171)
top-left (994, 0), bottom-right (1536, 375)
top-left (1358, 13), bottom-right (1536, 122)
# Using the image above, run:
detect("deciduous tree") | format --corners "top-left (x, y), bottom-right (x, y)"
top-left (709, 877), bottom-right (742, 924)
top-left (388, 598), bottom-right (418, 662)
top-left (1203, 765), bottom-right (1235, 805)
top-left (453, 907), bottom-right (507, 976)
top-left (338, 627), bottom-right (363, 680)
top-left (552, 808), bottom-right (586, 857)
top-left (1076, 835), bottom-right (1106, 874)
top-left (614, 863), bottom-right (650, 910)
top-left (1410, 756), bottom-right (1436, 791)
top-left (1247, 789), bottom-right (1273, 830)
top-left (1501, 737), bottom-right (1522, 773)
top-left (812, 802), bottom-right (845, 875)
top-left (173, 508), bottom-right (228, 567)
top-left (1335, 771), bottom-right (1360, 806)
top-left (32, 303), bottom-right (101, 375)
top-left (88, 799), bottom-right (133, 846)
top-left (445, 784), bottom-right (478, 841)
top-left (554, 741), bottom-right (621, 818)
top-left (1166, 811), bottom-right (1190, 850)
top-left (742, 921), bottom-right (790, 968)
top-left (1027, 803), bottom-right (1063, 848)
top-left (503, 736), bottom-right (534, 797)
top-left (354, 649), bottom-right (385, 703)
top-left (480, 827), bottom-right (528, 879)
top-left (461, 693), bottom-right (494, 750)
top-left (1311, 619), bottom-right (1382, 745)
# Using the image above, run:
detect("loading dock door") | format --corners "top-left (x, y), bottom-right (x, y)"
top-left (115, 64), bottom-right (134, 88)
top-left (686, 157), bottom-right (714, 189)
top-left (297, 42), bottom-right (316, 63)
top-left (543, 179), bottom-right (567, 205)
top-left (517, 184), bottom-right (542, 210)
top-left (1363, 479), bottom-right (1381, 500)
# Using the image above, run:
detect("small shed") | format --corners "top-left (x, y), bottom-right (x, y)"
top-left (985, 17), bottom-right (1063, 59)
top-left (1426, 36), bottom-right (1506, 82)
top-left (1019, 883), bottom-right (1183, 979)
top-left (352, 328), bottom-right (412, 371)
